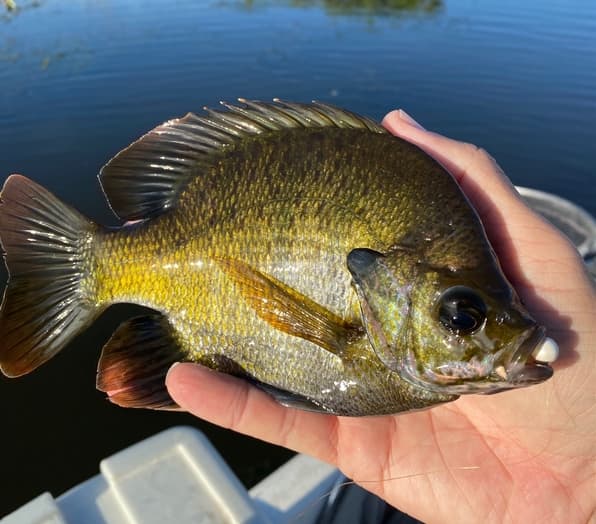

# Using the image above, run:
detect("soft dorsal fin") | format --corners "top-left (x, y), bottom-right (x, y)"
top-left (217, 257), bottom-right (363, 357)
top-left (99, 99), bottom-right (386, 221)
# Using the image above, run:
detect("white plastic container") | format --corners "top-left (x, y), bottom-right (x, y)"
top-left (2, 426), bottom-right (341, 524)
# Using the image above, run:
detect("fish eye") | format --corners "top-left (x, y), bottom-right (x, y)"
top-left (438, 286), bottom-right (487, 335)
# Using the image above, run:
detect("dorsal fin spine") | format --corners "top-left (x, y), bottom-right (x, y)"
top-left (222, 101), bottom-right (293, 129)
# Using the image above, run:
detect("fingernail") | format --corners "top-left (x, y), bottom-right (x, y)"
top-left (165, 361), bottom-right (180, 380)
top-left (397, 109), bottom-right (425, 130)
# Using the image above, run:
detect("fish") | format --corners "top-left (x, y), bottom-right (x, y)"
top-left (0, 99), bottom-right (557, 416)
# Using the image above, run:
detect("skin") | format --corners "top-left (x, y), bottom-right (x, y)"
top-left (166, 110), bottom-right (596, 524)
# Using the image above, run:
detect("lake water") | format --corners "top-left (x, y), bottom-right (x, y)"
top-left (1, 0), bottom-right (595, 516)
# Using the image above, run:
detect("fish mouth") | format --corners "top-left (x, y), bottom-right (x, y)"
top-left (501, 325), bottom-right (553, 386)
top-left (401, 324), bottom-right (554, 395)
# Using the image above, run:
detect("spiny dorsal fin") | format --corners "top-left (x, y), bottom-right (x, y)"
top-left (217, 258), bottom-right (363, 357)
top-left (99, 99), bottom-right (386, 221)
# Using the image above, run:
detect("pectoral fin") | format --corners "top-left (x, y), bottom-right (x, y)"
top-left (218, 259), bottom-right (362, 357)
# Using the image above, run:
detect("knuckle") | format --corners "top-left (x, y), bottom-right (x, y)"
top-left (226, 382), bottom-right (251, 430)
top-left (463, 141), bottom-right (490, 160)
top-left (277, 408), bottom-right (299, 448)
top-left (462, 142), bottom-right (503, 174)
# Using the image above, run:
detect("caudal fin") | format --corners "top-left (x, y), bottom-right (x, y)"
top-left (0, 175), bottom-right (99, 377)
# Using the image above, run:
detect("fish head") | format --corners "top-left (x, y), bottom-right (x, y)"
top-left (347, 248), bottom-right (554, 395)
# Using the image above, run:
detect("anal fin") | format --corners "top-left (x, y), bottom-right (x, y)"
top-left (217, 258), bottom-right (363, 358)
top-left (96, 315), bottom-right (186, 410)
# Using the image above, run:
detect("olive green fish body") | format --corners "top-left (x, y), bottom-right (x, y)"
top-left (0, 101), bottom-right (554, 415)
top-left (91, 127), bottom-right (469, 413)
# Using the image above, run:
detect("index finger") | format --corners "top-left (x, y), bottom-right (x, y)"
top-left (381, 110), bottom-right (579, 270)
top-left (166, 362), bottom-right (340, 463)
top-left (382, 110), bottom-right (533, 226)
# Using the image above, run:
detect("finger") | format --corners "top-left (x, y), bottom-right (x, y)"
top-left (166, 362), bottom-right (339, 464)
top-left (382, 109), bottom-right (505, 185)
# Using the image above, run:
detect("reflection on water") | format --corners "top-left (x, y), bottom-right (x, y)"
top-left (1, 0), bottom-right (42, 18)
top-left (242, 0), bottom-right (442, 16)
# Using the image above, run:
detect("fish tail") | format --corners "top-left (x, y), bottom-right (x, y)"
top-left (0, 175), bottom-right (100, 377)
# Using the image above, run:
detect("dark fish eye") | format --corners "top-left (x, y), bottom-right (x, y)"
top-left (438, 286), bottom-right (487, 335)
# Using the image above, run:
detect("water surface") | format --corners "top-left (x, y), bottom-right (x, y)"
top-left (0, 0), bottom-right (594, 516)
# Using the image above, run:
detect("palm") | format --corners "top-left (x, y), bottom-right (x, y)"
top-left (332, 378), bottom-right (592, 522)
top-left (167, 111), bottom-right (596, 523)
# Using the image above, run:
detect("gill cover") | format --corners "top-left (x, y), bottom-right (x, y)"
top-left (347, 248), bottom-right (415, 371)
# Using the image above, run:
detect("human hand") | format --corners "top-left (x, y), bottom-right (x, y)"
top-left (166, 110), bottom-right (596, 523)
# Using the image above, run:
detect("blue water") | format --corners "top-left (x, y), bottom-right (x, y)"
top-left (0, 0), bottom-right (595, 516)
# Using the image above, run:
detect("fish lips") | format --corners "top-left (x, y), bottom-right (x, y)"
top-left (502, 325), bottom-right (553, 386)
top-left (404, 324), bottom-right (554, 396)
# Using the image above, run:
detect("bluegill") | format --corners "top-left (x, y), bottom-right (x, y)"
top-left (0, 100), bottom-right (556, 415)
